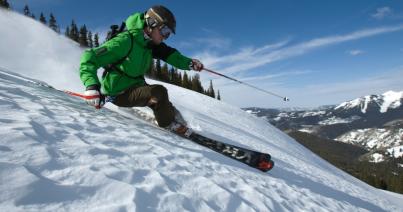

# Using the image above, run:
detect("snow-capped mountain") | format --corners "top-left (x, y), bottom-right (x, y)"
top-left (335, 91), bottom-right (403, 113)
top-left (1, 8), bottom-right (403, 211)
top-left (245, 91), bottom-right (403, 162)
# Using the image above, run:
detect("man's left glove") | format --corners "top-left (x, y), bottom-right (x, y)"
top-left (190, 59), bottom-right (204, 72)
top-left (84, 85), bottom-right (105, 109)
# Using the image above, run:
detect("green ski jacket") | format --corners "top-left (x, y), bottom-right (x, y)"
top-left (79, 12), bottom-right (192, 96)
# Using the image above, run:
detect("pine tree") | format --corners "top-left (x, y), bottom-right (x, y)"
top-left (169, 66), bottom-right (175, 83)
top-left (155, 59), bottom-right (162, 79)
top-left (146, 60), bottom-right (157, 79)
top-left (94, 33), bottom-right (100, 47)
top-left (176, 71), bottom-right (183, 86)
top-left (69, 20), bottom-right (79, 42)
top-left (160, 63), bottom-right (169, 82)
top-left (49, 13), bottom-right (59, 33)
top-left (191, 74), bottom-right (204, 94)
top-left (65, 26), bottom-right (70, 38)
top-left (217, 90), bottom-right (221, 100)
top-left (182, 72), bottom-right (191, 89)
top-left (0, 0), bottom-right (10, 9)
top-left (87, 31), bottom-right (93, 48)
top-left (31, 14), bottom-right (35, 19)
top-left (170, 67), bottom-right (182, 86)
top-left (39, 13), bottom-right (46, 24)
top-left (207, 80), bottom-right (216, 98)
top-left (79, 25), bottom-right (89, 47)
top-left (23, 5), bottom-right (30, 16)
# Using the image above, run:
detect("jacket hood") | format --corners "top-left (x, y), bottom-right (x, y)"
top-left (125, 12), bottom-right (150, 47)
top-left (125, 12), bottom-right (145, 32)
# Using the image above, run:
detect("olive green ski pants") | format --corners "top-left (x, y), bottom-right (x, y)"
top-left (113, 84), bottom-right (175, 127)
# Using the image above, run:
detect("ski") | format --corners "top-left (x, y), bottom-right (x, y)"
top-left (169, 124), bottom-right (274, 172)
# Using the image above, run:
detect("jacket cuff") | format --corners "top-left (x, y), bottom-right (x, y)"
top-left (86, 84), bottom-right (100, 91)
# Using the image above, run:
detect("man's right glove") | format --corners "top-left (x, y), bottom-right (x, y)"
top-left (84, 85), bottom-right (104, 109)
top-left (190, 59), bottom-right (204, 72)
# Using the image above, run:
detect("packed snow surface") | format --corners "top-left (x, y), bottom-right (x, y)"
top-left (1, 8), bottom-right (403, 212)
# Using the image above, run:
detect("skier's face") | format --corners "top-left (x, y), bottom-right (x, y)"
top-left (150, 27), bottom-right (164, 45)
top-left (150, 25), bottom-right (172, 45)
top-left (159, 25), bottom-right (172, 39)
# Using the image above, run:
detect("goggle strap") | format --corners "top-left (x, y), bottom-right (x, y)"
top-left (148, 8), bottom-right (165, 24)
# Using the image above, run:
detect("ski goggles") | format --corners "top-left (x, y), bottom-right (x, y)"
top-left (159, 25), bottom-right (172, 39)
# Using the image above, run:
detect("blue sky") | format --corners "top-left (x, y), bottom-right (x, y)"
top-left (11, 0), bottom-right (403, 108)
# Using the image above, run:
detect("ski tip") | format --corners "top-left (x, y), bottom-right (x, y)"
top-left (257, 160), bottom-right (274, 172)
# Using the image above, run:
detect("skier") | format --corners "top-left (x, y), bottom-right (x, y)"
top-left (79, 5), bottom-right (204, 132)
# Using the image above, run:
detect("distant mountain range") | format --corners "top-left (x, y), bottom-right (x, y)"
top-left (244, 90), bottom-right (403, 163)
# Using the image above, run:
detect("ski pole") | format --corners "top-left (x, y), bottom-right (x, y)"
top-left (203, 68), bottom-right (290, 101)
top-left (63, 90), bottom-right (95, 100)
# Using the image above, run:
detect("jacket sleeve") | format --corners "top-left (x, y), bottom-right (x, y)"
top-left (152, 43), bottom-right (192, 70)
top-left (79, 33), bottom-right (132, 88)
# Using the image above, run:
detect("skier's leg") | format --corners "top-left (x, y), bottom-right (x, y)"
top-left (172, 107), bottom-right (187, 126)
top-left (113, 84), bottom-right (175, 128)
top-left (146, 85), bottom-right (176, 127)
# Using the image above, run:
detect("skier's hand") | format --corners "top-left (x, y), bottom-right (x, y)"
top-left (190, 59), bottom-right (204, 72)
top-left (84, 85), bottom-right (104, 109)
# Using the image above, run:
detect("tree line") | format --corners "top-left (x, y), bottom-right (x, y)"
top-left (146, 60), bottom-right (221, 100)
top-left (64, 20), bottom-right (100, 48)
top-left (1, 1), bottom-right (222, 100)
top-left (0, 0), bottom-right (10, 10)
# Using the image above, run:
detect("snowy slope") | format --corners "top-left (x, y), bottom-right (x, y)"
top-left (2, 69), bottom-right (403, 212)
top-left (1, 9), bottom-right (403, 211)
top-left (0, 8), bottom-right (83, 92)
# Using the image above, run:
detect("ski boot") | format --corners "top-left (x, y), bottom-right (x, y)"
top-left (166, 107), bottom-right (192, 137)
top-left (166, 121), bottom-right (193, 137)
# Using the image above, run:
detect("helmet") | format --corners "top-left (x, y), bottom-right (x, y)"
top-left (145, 5), bottom-right (176, 34)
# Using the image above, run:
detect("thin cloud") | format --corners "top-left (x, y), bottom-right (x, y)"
top-left (208, 70), bottom-right (312, 103)
top-left (238, 70), bottom-right (313, 82)
top-left (192, 39), bottom-right (290, 69)
top-left (216, 67), bottom-right (403, 108)
top-left (177, 36), bottom-right (231, 50)
top-left (347, 49), bottom-right (365, 56)
top-left (195, 37), bottom-right (232, 49)
top-left (372, 7), bottom-right (393, 20)
top-left (305, 67), bottom-right (403, 96)
top-left (178, 28), bottom-right (233, 51)
top-left (200, 27), bottom-right (220, 35)
top-left (290, 69), bottom-right (403, 107)
top-left (195, 24), bottom-right (403, 75)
